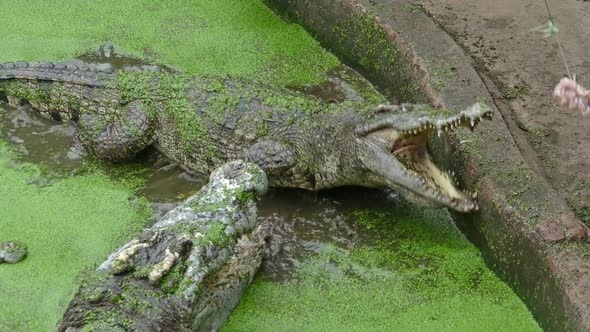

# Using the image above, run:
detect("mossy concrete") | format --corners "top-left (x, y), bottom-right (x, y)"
top-left (267, 0), bottom-right (590, 330)
top-left (264, 0), bottom-right (425, 103)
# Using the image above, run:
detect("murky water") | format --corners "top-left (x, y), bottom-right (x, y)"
top-left (256, 187), bottom-right (403, 280)
top-left (0, 106), bottom-right (81, 168)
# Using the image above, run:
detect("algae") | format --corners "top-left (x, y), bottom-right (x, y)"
top-left (0, 142), bottom-right (151, 331)
top-left (224, 206), bottom-right (541, 331)
top-left (0, 0), bottom-right (339, 87)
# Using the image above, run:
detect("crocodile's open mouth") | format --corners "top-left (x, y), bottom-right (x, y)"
top-left (359, 103), bottom-right (492, 212)
top-left (391, 127), bottom-right (477, 211)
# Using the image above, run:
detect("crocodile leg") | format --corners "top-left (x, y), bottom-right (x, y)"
top-left (245, 141), bottom-right (296, 174)
top-left (77, 100), bottom-right (154, 161)
top-left (245, 141), bottom-right (315, 189)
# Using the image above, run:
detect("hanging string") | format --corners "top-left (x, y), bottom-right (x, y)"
top-left (536, 0), bottom-right (571, 78)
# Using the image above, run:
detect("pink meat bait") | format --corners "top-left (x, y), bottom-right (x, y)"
top-left (553, 77), bottom-right (590, 115)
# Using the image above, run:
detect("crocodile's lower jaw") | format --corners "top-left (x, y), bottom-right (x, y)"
top-left (394, 132), bottom-right (477, 211)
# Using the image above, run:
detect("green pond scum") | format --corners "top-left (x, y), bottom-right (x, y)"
top-left (0, 0), bottom-right (339, 86)
top-left (0, 0), bottom-right (540, 330)
top-left (0, 142), bottom-right (151, 331)
top-left (224, 207), bottom-right (541, 332)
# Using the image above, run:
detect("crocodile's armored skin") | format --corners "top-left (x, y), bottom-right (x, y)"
top-left (60, 160), bottom-right (269, 331)
top-left (0, 61), bottom-right (492, 212)
top-left (0, 61), bottom-right (365, 188)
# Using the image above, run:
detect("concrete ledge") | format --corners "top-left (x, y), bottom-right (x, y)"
top-left (266, 0), bottom-right (590, 330)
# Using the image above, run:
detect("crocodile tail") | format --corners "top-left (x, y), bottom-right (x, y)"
top-left (0, 61), bottom-right (117, 121)
top-left (0, 61), bottom-right (113, 87)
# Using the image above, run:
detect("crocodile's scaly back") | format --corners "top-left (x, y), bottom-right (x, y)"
top-left (0, 61), bottom-right (351, 186)
top-left (0, 61), bottom-right (113, 87)
top-left (143, 73), bottom-right (363, 186)
top-left (0, 61), bottom-right (119, 122)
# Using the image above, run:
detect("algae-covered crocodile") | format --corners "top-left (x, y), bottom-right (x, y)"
top-left (60, 160), bottom-right (269, 331)
top-left (0, 61), bottom-right (491, 212)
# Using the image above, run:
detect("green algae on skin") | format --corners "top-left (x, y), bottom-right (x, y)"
top-left (0, 142), bottom-right (151, 332)
top-left (0, 0), bottom-right (339, 86)
top-left (224, 207), bottom-right (541, 332)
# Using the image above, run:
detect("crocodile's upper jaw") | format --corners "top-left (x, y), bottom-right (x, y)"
top-left (357, 103), bottom-right (492, 212)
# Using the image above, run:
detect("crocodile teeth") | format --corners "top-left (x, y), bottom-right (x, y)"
top-left (472, 192), bottom-right (478, 199)
top-left (437, 129), bottom-right (443, 137)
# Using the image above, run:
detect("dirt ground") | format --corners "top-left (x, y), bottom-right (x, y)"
top-left (412, 0), bottom-right (590, 224)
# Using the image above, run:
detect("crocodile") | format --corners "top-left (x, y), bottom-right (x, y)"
top-left (0, 61), bottom-right (491, 212)
top-left (61, 160), bottom-right (270, 331)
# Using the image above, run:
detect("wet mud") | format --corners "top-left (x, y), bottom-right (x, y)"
top-left (256, 187), bottom-right (402, 280)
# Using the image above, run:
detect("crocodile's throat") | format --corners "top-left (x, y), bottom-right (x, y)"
top-left (392, 131), bottom-right (473, 208)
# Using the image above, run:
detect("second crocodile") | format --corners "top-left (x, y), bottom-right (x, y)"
top-left (0, 61), bottom-right (491, 212)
